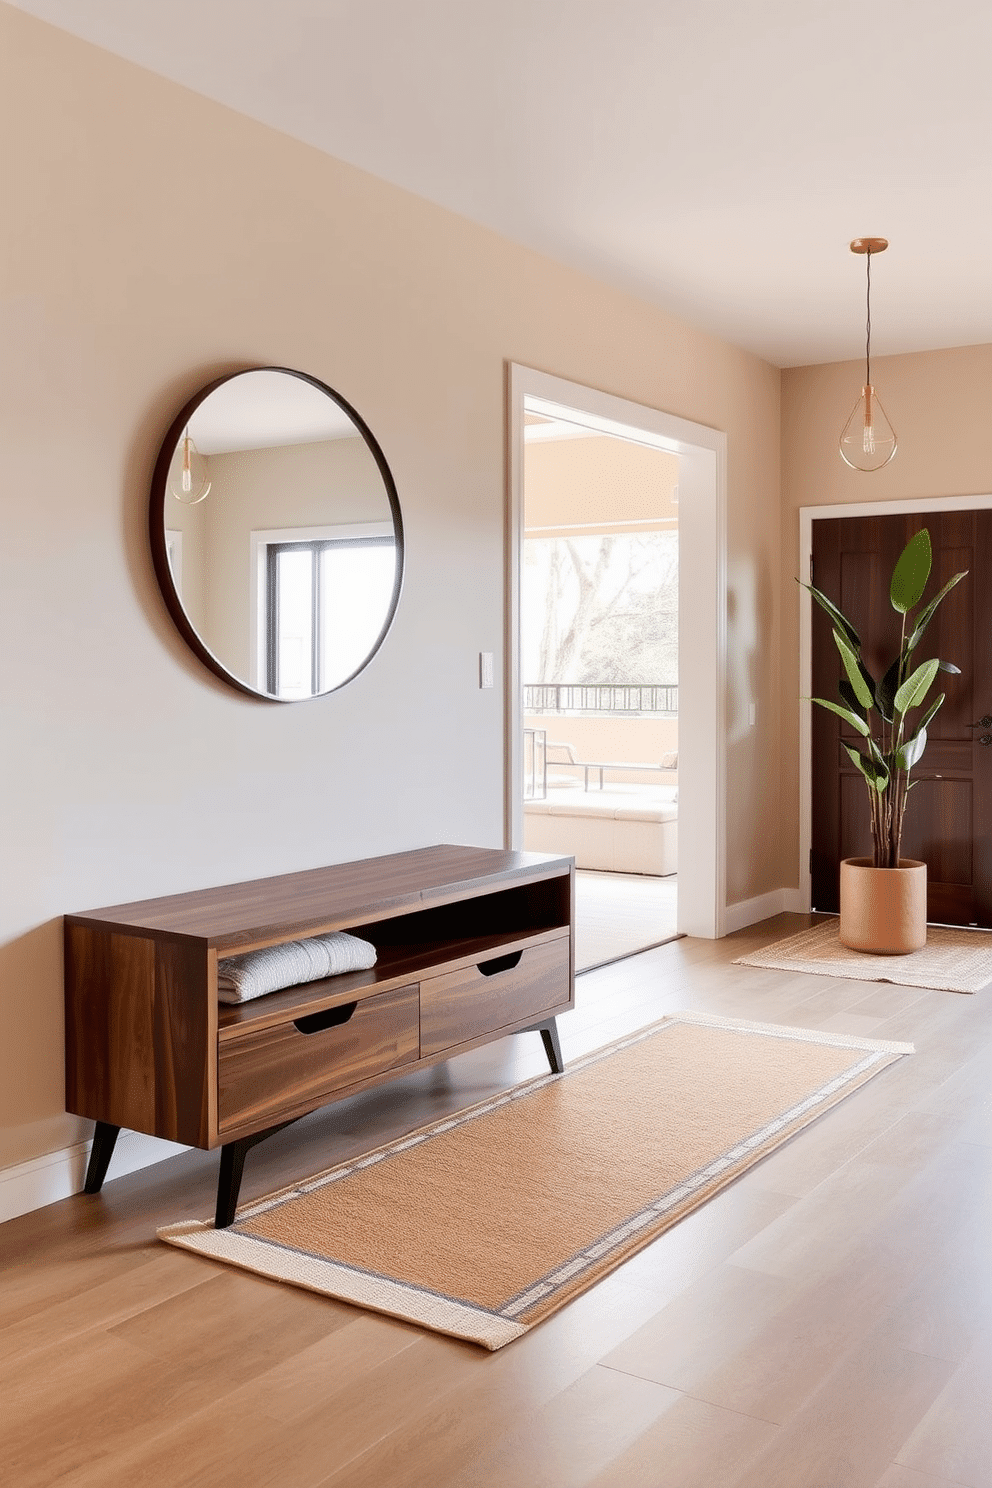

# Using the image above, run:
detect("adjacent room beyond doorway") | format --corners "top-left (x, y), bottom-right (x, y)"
top-left (520, 405), bottom-right (681, 969)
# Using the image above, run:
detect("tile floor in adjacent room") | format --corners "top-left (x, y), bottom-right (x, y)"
top-left (574, 869), bottom-right (678, 971)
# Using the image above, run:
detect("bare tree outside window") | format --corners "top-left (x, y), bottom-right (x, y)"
top-left (523, 532), bottom-right (678, 686)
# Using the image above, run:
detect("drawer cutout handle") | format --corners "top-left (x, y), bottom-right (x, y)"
top-left (294, 1001), bottom-right (359, 1035)
top-left (478, 950), bottom-right (523, 977)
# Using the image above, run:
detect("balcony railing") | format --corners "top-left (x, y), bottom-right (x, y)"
top-left (522, 728), bottom-right (547, 800)
top-left (524, 683), bottom-right (677, 716)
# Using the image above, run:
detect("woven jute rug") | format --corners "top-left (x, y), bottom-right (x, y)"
top-left (159, 1013), bottom-right (912, 1350)
top-left (735, 920), bottom-right (992, 994)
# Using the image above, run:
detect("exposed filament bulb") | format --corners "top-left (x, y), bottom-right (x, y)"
top-left (840, 384), bottom-right (896, 471)
top-left (863, 385), bottom-right (876, 455)
top-left (168, 426), bottom-right (211, 505)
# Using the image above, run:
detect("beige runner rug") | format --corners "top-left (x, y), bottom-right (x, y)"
top-left (735, 920), bottom-right (992, 994)
top-left (159, 1013), bottom-right (912, 1350)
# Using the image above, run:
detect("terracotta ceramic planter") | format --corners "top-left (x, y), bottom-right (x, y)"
top-left (839, 858), bottom-right (927, 955)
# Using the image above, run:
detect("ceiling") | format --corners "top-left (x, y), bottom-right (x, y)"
top-left (11, 0), bottom-right (992, 367)
top-left (189, 371), bottom-right (361, 454)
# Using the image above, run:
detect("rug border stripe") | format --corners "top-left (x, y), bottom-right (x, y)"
top-left (673, 1010), bottom-right (915, 1054)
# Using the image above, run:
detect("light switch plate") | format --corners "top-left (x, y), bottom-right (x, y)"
top-left (480, 652), bottom-right (494, 689)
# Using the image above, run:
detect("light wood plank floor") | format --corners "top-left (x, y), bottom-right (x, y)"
top-left (4, 913), bottom-right (992, 1487)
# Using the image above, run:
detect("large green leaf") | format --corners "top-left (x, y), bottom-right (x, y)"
top-left (894, 657), bottom-right (940, 716)
top-left (811, 697), bottom-right (870, 736)
top-left (890, 529), bottom-right (932, 614)
top-left (906, 570), bottom-right (967, 650)
top-left (799, 580), bottom-right (861, 650)
top-left (915, 691), bottom-right (945, 734)
top-left (896, 728), bottom-right (928, 771)
top-left (867, 736), bottom-right (887, 766)
top-left (833, 629), bottom-right (875, 710)
top-left (854, 654), bottom-right (879, 704)
top-left (838, 679), bottom-right (867, 722)
top-left (842, 743), bottom-right (889, 791)
top-left (938, 659), bottom-right (961, 674)
top-left (876, 656), bottom-right (902, 722)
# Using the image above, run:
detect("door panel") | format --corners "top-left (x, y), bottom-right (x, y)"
top-left (811, 510), bottom-right (992, 926)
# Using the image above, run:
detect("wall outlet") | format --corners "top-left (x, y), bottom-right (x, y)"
top-left (480, 652), bottom-right (494, 689)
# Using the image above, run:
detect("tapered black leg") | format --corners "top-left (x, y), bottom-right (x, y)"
top-left (84, 1122), bottom-right (121, 1193)
top-left (215, 1140), bottom-right (251, 1229)
top-left (214, 1117), bottom-right (301, 1229)
top-left (535, 1018), bottom-right (564, 1074)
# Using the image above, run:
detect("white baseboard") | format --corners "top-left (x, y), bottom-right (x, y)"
top-left (0, 1130), bottom-right (189, 1226)
top-left (724, 887), bottom-right (802, 934)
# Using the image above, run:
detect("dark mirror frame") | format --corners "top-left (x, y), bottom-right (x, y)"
top-left (149, 366), bottom-right (404, 702)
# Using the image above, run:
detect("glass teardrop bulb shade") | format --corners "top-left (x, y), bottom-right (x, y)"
top-left (839, 385), bottom-right (897, 472)
top-left (168, 430), bottom-right (212, 505)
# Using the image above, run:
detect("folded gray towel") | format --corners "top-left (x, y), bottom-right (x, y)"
top-left (217, 930), bottom-right (378, 1004)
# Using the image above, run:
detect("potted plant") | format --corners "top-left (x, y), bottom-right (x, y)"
top-left (804, 527), bottom-right (967, 953)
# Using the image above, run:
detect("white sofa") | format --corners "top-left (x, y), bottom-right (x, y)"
top-left (524, 785), bottom-right (678, 876)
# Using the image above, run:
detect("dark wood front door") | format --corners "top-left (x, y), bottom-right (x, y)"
top-left (811, 509), bottom-right (992, 926)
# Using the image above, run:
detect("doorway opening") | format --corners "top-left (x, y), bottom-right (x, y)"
top-left (506, 365), bottom-right (728, 946)
top-left (521, 410), bottom-right (680, 970)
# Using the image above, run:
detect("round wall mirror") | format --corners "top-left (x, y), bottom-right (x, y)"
top-left (150, 367), bottom-right (403, 701)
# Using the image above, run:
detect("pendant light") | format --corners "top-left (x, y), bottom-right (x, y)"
top-left (168, 426), bottom-right (212, 505)
top-left (839, 237), bottom-right (897, 472)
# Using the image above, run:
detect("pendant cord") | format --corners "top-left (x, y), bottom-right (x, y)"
top-left (865, 251), bottom-right (872, 388)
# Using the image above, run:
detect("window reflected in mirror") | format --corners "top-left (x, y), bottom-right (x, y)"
top-left (266, 530), bottom-right (397, 698)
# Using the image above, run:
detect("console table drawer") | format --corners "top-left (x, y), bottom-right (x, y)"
top-left (420, 935), bottom-right (569, 1056)
top-left (218, 983), bottom-right (420, 1133)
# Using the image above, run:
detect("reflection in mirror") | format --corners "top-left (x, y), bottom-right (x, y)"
top-left (152, 368), bottom-right (403, 700)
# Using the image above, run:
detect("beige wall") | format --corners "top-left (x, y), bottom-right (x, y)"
top-left (524, 435), bottom-right (679, 532)
top-left (0, 4), bottom-right (781, 1176)
top-left (780, 343), bottom-right (992, 890)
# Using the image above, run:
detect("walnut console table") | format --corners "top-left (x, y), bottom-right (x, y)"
top-left (65, 844), bottom-right (574, 1227)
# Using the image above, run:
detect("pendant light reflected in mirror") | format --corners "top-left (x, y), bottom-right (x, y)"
top-left (839, 237), bottom-right (897, 472)
top-left (168, 426), bottom-right (212, 504)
